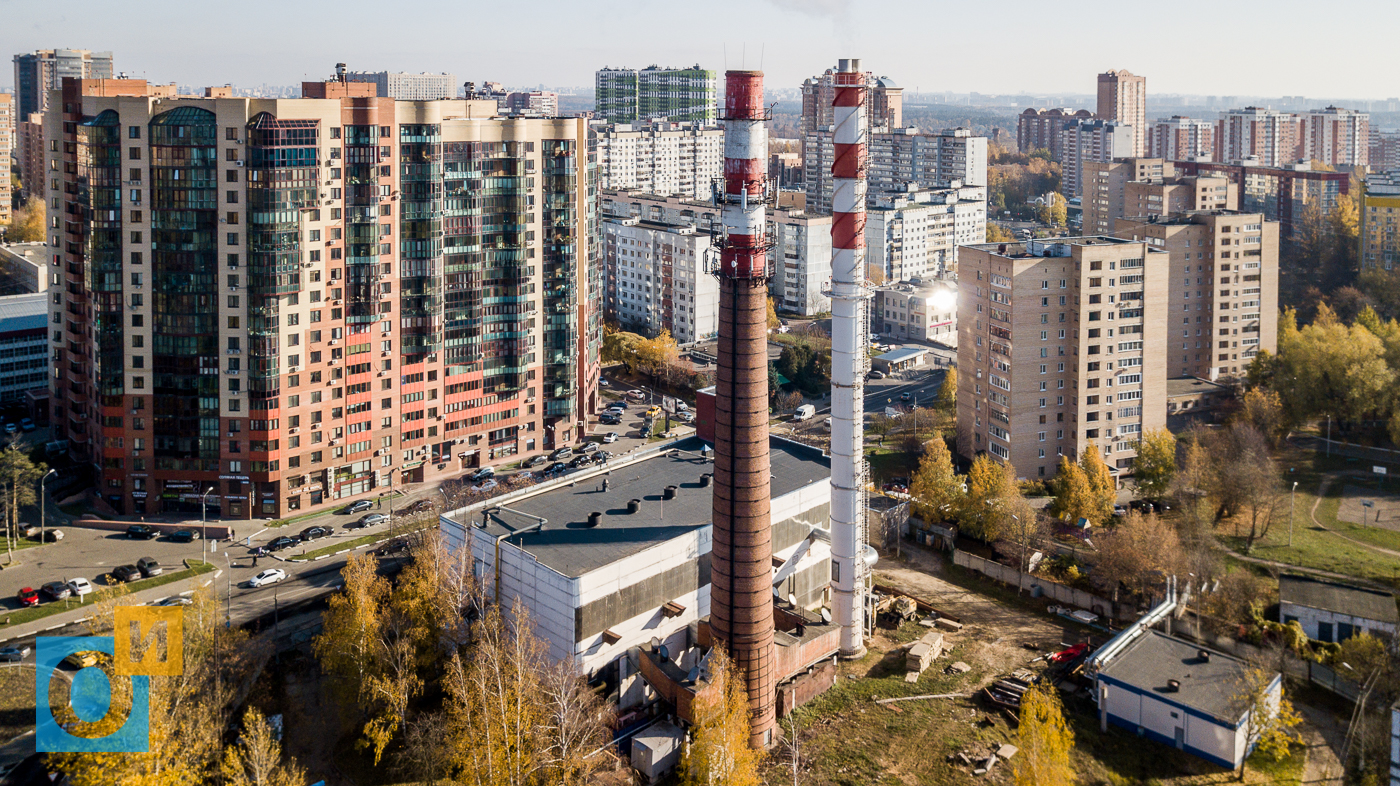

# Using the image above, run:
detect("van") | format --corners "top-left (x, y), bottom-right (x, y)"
top-left (793, 404), bottom-right (816, 421)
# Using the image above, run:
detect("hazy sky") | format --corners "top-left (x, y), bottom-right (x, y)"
top-left (2, 0), bottom-right (1395, 99)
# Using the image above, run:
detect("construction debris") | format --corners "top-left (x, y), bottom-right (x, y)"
top-left (903, 630), bottom-right (946, 681)
top-left (946, 661), bottom-right (972, 674)
top-left (873, 692), bottom-right (970, 705)
top-left (996, 744), bottom-right (1019, 760)
top-left (934, 617), bottom-right (964, 633)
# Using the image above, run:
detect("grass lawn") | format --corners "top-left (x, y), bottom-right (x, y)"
top-left (0, 536), bottom-right (47, 554)
top-left (0, 559), bottom-right (216, 628)
top-left (865, 446), bottom-right (919, 485)
top-left (288, 523), bottom-right (434, 562)
top-left (0, 664), bottom-right (37, 741)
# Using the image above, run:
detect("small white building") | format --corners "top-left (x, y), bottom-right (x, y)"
top-left (866, 183), bottom-right (987, 281)
top-left (1279, 574), bottom-right (1399, 644)
top-left (873, 281), bottom-right (958, 347)
top-left (603, 217), bottom-right (717, 345)
top-left (1095, 630), bottom-right (1281, 770)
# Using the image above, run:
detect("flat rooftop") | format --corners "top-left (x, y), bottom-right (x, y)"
top-left (965, 236), bottom-right (1141, 259)
top-left (467, 436), bottom-right (830, 578)
top-left (1166, 376), bottom-right (1229, 398)
top-left (1280, 574), bottom-right (1398, 623)
top-left (1098, 631), bottom-right (1253, 723)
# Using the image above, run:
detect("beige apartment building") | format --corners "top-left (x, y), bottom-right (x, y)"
top-left (1082, 158), bottom-right (1236, 235)
top-left (0, 93), bottom-right (11, 225)
top-left (1361, 172), bottom-right (1400, 272)
top-left (1115, 212), bottom-right (1278, 381)
top-left (957, 238), bottom-right (1168, 479)
top-left (1097, 70), bottom-right (1147, 157)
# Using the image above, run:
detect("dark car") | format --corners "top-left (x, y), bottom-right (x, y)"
top-left (19, 417), bottom-right (35, 431)
top-left (549, 447), bottom-right (572, 461)
top-left (567, 455), bottom-right (590, 469)
top-left (899, 392), bottom-right (913, 402)
top-left (126, 524), bottom-right (157, 540)
top-left (168, 529), bottom-right (200, 543)
top-left (16, 587), bottom-right (40, 607)
top-left (111, 565), bottom-right (142, 583)
top-left (40, 581), bottom-right (71, 600)
top-left (298, 526), bottom-right (331, 542)
top-left (544, 462), bottom-right (566, 476)
top-left (0, 646), bottom-right (29, 662)
top-left (404, 499), bottom-right (435, 514)
top-left (136, 557), bottom-right (162, 578)
top-left (599, 413), bottom-right (621, 425)
top-left (524, 455), bottom-right (547, 468)
top-left (343, 500), bottom-right (373, 514)
top-left (266, 535), bottom-right (298, 552)
top-left (374, 539), bottom-right (410, 557)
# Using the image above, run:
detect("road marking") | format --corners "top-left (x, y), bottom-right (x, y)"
top-left (213, 570), bottom-right (223, 579)
top-left (250, 528), bottom-right (268, 540)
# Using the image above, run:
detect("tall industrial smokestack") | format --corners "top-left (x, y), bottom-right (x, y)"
top-left (829, 57), bottom-right (870, 659)
top-left (709, 69), bottom-right (776, 749)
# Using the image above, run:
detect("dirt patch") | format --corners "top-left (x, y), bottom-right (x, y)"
top-left (1336, 483), bottom-right (1400, 529)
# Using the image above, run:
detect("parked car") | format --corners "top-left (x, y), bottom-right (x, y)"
top-left (16, 587), bottom-right (40, 607)
top-left (168, 529), bottom-right (200, 542)
top-left (67, 578), bottom-right (93, 597)
top-left (153, 596), bottom-right (192, 607)
top-left (867, 370), bottom-right (886, 380)
top-left (404, 499), bottom-right (435, 514)
top-left (4, 423), bottom-right (16, 436)
top-left (580, 442), bottom-right (599, 454)
top-left (63, 651), bottom-right (101, 669)
top-left (524, 455), bottom-right (547, 468)
top-left (599, 413), bottom-right (621, 424)
top-left (590, 453), bottom-right (609, 465)
top-left (0, 646), bottom-right (31, 662)
top-left (266, 536), bottom-right (298, 552)
top-left (549, 447), bottom-right (573, 461)
top-left (298, 526), bottom-right (331, 542)
top-left (19, 524), bottom-right (40, 538)
top-left (137, 557), bottom-right (162, 578)
top-left (567, 455), bottom-right (590, 469)
top-left (41, 529), bottom-right (63, 542)
top-left (603, 432), bottom-right (619, 443)
top-left (469, 467), bottom-right (496, 482)
top-left (375, 539), bottom-right (410, 557)
top-left (607, 400), bottom-right (628, 410)
top-left (19, 417), bottom-right (34, 431)
top-left (677, 411), bottom-right (696, 423)
top-left (343, 500), bottom-right (373, 515)
top-left (110, 565), bottom-right (142, 583)
top-left (626, 389), bottom-right (646, 401)
top-left (645, 406), bottom-right (662, 418)
top-left (126, 524), bottom-right (157, 540)
top-left (475, 479), bottom-right (499, 493)
top-left (41, 581), bottom-right (71, 600)
top-left (353, 513), bottom-right (389, 529)
top-left (823, 417), bottom-right (833, 430)
top-left (544, 462), bottom-right (567, 476)
top-left (248, 569), bottom-right (288, 588)
top-left (599, 379), bottom-right (610, 387)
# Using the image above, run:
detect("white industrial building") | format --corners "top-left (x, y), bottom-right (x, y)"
top-left (866, 183), bottom-right (986, 281)
top-left (1279, 574), bottom-right (1398, 644)
top-left (440, 437), bottom-right (834, 709)
top-left (595, 122), bottom-right (723, 201)
top-left (603, 217), bottom-right (717, 345)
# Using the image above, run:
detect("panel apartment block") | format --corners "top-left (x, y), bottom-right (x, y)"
top-left (595, 121), bottom-right (723, 200)
top-left (957, 238), bottom-right (1168, 478)
top-left (1361, 172), bottom-right (1400, 271)
top-left (594, 66), bottom-right (717, 125)
top-left (603, 217), bottom-right (717, 344)
top-left (1082, 159), bottom-right (1236, 236)
top-left (1115, 212), bottom-right (1278, 382)
top-left (0, 94), bottom-right (11, 225)
top-left (1149, 116), bottom-right (1214, 160)
top-left (344, 71), bottom-right (458, 101)
top-left (1215, 107), bottom-right (1302, 167)
top-left (1061, 120), bottom-right (1135, 199)
top-left (1097, 70), bottom-right (1147, 157)
top-left (866, 184), bottom-right (986, 281)
top-left (47, 78), bottom-right (598, 519)
top-left (805, 128), bottom-right (986, 215)
top-left (1017, 108), bottom-right (1091, 160)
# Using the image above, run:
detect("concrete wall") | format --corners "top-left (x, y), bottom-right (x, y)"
top-left (954, 549), bottom-right (1124, 619)
top-left (1280, 600), bottom-right (1398, 644)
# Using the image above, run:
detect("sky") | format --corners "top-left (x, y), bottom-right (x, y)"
top-left (2, 0), bottom-right (1396, 100)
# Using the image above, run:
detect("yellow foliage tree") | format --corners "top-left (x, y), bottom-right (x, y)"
top-left (909, 437), bottom-right (962, 523)
top-left (935, 368), bottom-right (957, 415)
top-left (312, 553), bottom-right (388, 703)
top-left (221, 706), bottom-right (307, 786)
top-left (1014, 683), bottom-right (1075, 786)
top-left (959, 455), bottom-right (1022, 543)
top-left (681, 646), bottom-right (762, 786)
top-left (1047, 455), bottom-right (1093, 526)
top-left (1079, 445), bottom-right (1116, 526)
top-left (1233, 667), bottom-right (1301, 780)
top-left (1131, 428), bottom-right (1177, 500)
top-left (3, 197), bottom-right (45, 242)
top-left (766, 297), bottom-right (781, 330)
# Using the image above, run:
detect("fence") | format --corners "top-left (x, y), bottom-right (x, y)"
top-left (1305, 660), bottom-right (1362, 702)
top-left (953, 549), bottom-right (1128, 620)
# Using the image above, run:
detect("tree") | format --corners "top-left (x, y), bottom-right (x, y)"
top-left (1079, 446), bottom-right (1116, 526)
top-left (1238, 388), bottom-right (1288, 448)
top-left (681, 646), bottom-right (762, 786)
top-left (601, 331), bottom-right (644, 370)
top-left (0, 448), bottom-right (44, 565)
top-left (1213, 424), bottom-right (1283, 552)
top-left (1014, 683), bottom-right (1075, 786)
top-left (636, 330), bottom-right (681, 378)
top-left (986, 223), bottom-right (1016, 243)
top-left (865, 264), bottom-right (886, 285)
top-left (960, 455), bottom-right (1021, 543)
top-left (909, 437), bottom-right (962, 523)
top-left (775, 389), bottom-right (804, 413)
top-left (1233, 667), bottom-right (1301, 781)
top-left (1049, 192), bottom-right (1068, 227)
top-left (537, 657), bottom-right (615, 785)
top-left (867, 412), bottom-right (897, 447)
top-left (3, 197), bottom-right (45, 242)
top-left (1093, 511), bottom-right (1183, 599)
top-left (221, 706), bottom-right (307, 786)
top-left (1172, 429), bottom-right (1214, 543)
top-left (935, 369), bottom-right (957, 415)
top-left (313, 553), bottom-right (389, 702)
top-left (766, 297), bottom-right (781, 330)
top-left (1131, 428), bottom-right (1177, 501)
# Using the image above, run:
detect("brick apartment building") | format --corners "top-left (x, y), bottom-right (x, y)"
top-left (46, 76), bottom-right (599, 518)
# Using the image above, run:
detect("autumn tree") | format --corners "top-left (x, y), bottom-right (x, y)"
top-left (0, 447), bottom-right (44, 565)
top-left (935, 368), bottom-right (957, 415)
top-left (681, 646), bottom-right (762, 786)
top-left (537, 657), bottom-right (615, 785)
top-left (1049, 192), bottom-right (1068, 227)
top-left (601, 331), bottom-right (645, 370)
top-left (986, 223), bottom-right (1016, 243)
top-left (909, 436), bottom-right (963, 523)
top-left (1080, 446), bottom-right (1116, 526)
top-left (1238, 388), bottom-right (1288, 448)
top-left (221, 706), bottom-right (307, 786)
top-left (1172, 430), bottom-right (1214, 543)
top-left (1131, 428), bottom-right (1177, 501)
top-left (959, 455), bottom-right (1022, 543)
top-left (3, 197), bottom-right (45, 242)
top-left (1014, 683), bottom-right (1075, 786)
top-left (1047, 455), bottom-right (1094, 527)
top-left (1093, 511), bottom-right (1183, 600)
top-left (1233, 667), bottom-right (1302, 781)
top-left (766, 297), bottom-right (781, 330)
top-left (313, 553), bottom-right (389, 703)
top-left (1212, 423), bottom-right (1283, 552)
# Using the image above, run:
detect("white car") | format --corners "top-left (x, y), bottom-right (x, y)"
top-left (249, 569), bottom-right (288, 588)
top-left (67, 578), bottom-right (93, 597)
top-left (603, 432), bottom-right (619, 443)
top-left (599, 379), bottom-right (610, 387)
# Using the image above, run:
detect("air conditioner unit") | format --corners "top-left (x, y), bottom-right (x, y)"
top-left (290, 428), bottom-right (299, 434)
top-left (329, 339), bottom-right (338, 345)
top-left (374, 449), bottom-right (382, 456)
top-left (330, 440), bottom-right (339, 446)
top-left (329, 360), bottom-right (337, 366)
top-left (234, 160), bottom-right (244, 167)
top-left (311, 422), bottom-right (320, 429)
top-left (381, 351), bottom-right (390, 357)
top-left (333, 299), bottom-right (342, 305)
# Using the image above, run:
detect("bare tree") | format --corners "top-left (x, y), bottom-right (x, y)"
top-left (1212, 423), bottom-right (1283, 552)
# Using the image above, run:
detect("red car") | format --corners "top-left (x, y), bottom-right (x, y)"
top-left (16, 587), bottom-right (40, 607)
top-left (1048, 643), bottom-right (1090, 664)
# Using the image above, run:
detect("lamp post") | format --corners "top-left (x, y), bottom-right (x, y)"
top-left (1012, 513), bottom-right (1024, 595)
top-left (40, 469), bottom-right (56, 545)
top-left (201, 486), bottom-right (215, 560)
top-left (222, 550), bottom-right (232, 628)
top-left (1289, 481), bottom-right (1298, 547)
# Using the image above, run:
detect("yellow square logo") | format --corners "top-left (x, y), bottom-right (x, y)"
top-left (113, 606), bottom-right (183, 677)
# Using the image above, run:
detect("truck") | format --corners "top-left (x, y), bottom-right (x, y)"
top-left (793, 404), bottom-right (816, 421)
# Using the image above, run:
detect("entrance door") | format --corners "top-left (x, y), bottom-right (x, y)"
top-left (1174, 727), bottom-right (1184, 750)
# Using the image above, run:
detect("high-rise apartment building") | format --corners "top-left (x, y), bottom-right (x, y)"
top-left (957, 238), bottom-right (1169, 477)
top-left (593, 66), bottom-right (717, 125)
top-left (800, 67), bottom-right (903, 138)
top-left (1097, 70), bottom-right (1147, 157)
top-left (504, 91), bottom-right (559, 117)
top-left (602, 217), bottom-right (716, 344)
top-left (1061, 119), bottom-right (1135, 198)
top-left (16, 112), bottom-right (45, 200)
top-left (1301, 106), bottom-right (1369, 168)
top-left (1016, 108), bottom-right (1092, 160)
top-left (1361, 172), bottom-right (1400, 271)
top-left (343, 71), bottom-right (458, 100)
top-left (48, 77), bottom-right (598, 519)
top-left (12, 49), bottom-right (114, 125)
top-left (1370, 130), bottom-right (1400, 172)
top-left (1149, 116), bottom-right (1214, 160)
top-left (1082, 159), bottom-right (1236, 236)
top-left (1172, 159), bottom-right (1351, 237)
top-left (595, 121), bottom-right (723, 200)
top-left (0, 93), bottom-right (11, 225)
top-left (1215, 107), bottom-right (1302, 167)
top-left (866, 184), bottom-right (986, 281)
top-left (1114, 212), bottom-right (1279, 381)
top-left (805, 128), bottom-right (987, 214)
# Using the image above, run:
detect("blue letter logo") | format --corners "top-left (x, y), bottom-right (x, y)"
top-left (35, 636), bottom-right (151, 753)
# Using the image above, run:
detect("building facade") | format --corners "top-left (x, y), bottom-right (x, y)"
top-left (17, 112), bottom-right (46, 200)
top-left (1061, 120), bottom-right (1135, 198)
top-left (1097, 70), bottom-right (1147, 157)
top-left (1370, 130), bottom-right (1400, 172)
top-left (866, 183), bottom-right (986, 280)
top-left (800, 67), bottom-right (903, 140)
top-left (504, 91), bottom-right (559, 117)
top-left (1362, 172), bottom-right (1400, 271)
top-left (1172, 159), bottom-right (1351, 237)
top-left (957, 238), bottom-right (1169, 477)
top-left (1114, 212), bottom-right (1279, 382)
top-left (1215, 107), bottom-right (1302, 167)
top-left (873, 281), bottom-right (957, 346)
top-left (343, 71), bottom-right (457, 101)
top-left (805, 127), bottom-right (987, 214)
top-left (1149, 116), bottom-right (1214, 160)
top-left (1301, 106), bottom-right (1369, 168)
top-left (594, 66), bottom-right (717, 125)
top-left (602, 218), bottom-right (716, 344)
top-left (594, 122), bottom-right (723, 200)
top-left (0, 292), bottom-right (49, 403)
top-left (1081, 158), bottom-right (1236, 236)
top-left (12, 49), bottom-right (114, 129)
top-left (0, 93), bottom-right (11, 225)
top-left (1016, 108), bottom-right (1092, 160)
top-left (48, 78), bottom-right (599, 519)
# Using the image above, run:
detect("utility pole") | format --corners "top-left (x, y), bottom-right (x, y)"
top-left (1289, 481), bottom-right (1297, 547)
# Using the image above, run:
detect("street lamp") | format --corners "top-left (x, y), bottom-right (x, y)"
top-left (201, 487), bottom-right (216, 560)
top-left (1288, 481), bottom-right (1298, 547)
top-left (40, 469), bottom-right (57, 545)
top-left (1012, 513), bottom-right (1024, 596)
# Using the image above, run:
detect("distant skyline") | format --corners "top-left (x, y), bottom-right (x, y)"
top-left (2, 0), bottom-right (1397, 100)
